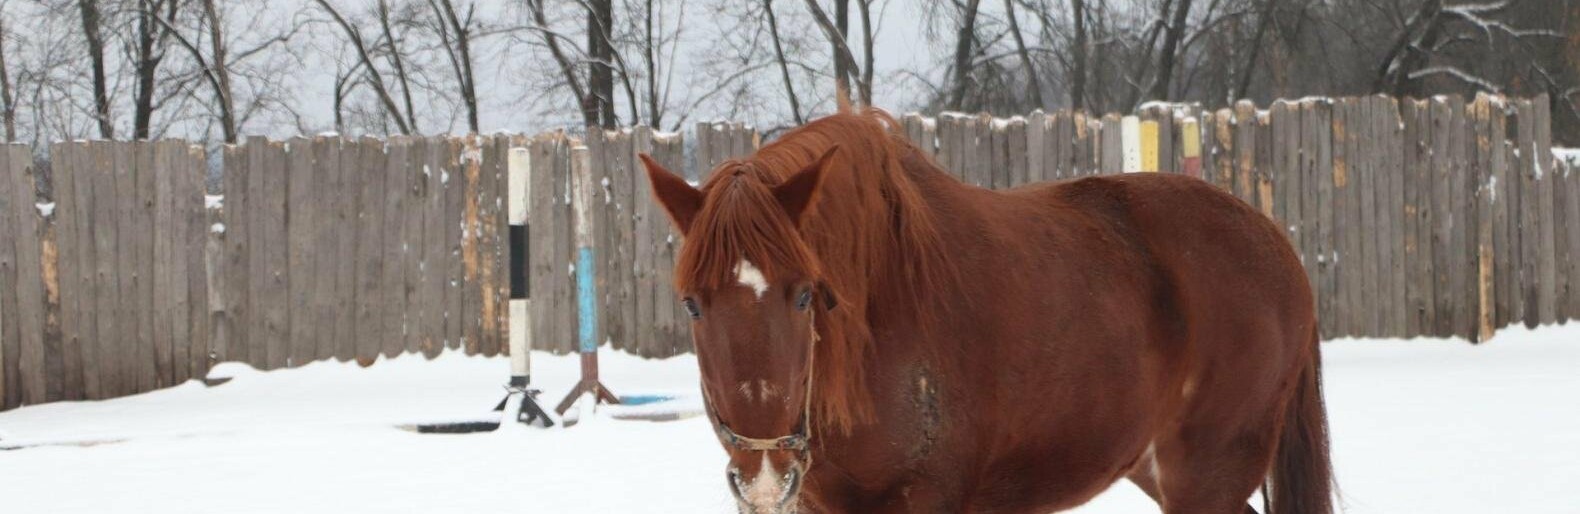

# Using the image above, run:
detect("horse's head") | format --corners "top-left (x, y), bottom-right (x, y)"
top-left (640, 148), bottom-right (839, 513)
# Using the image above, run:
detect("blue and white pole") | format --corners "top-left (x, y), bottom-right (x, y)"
top-left (555, 141), bottom-right (620, 417)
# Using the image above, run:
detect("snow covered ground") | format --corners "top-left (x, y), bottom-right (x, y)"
top-left (2, 325), bottom-right (1578, 513)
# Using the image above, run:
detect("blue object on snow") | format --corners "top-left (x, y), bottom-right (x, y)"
top-left (618, 395), bottom-right (677, 406)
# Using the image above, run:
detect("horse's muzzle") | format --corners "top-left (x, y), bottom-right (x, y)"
top-left (729, 461), bottom-right (804, 514)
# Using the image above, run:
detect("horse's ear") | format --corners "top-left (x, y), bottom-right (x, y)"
top-left (773, 146), bottom-right (839, 226)
top-left (640, 153), bottom-right (703, 234)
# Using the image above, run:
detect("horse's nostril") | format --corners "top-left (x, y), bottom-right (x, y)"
top-left (778, 465), bottom-right (803, 506)
top-left (726, 467), bottom-right (745, 500)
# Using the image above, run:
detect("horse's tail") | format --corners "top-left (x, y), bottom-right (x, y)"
top-left (1264, 326), bottom-right (1335, 514)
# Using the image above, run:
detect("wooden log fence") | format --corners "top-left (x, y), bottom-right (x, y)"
top-left (3, 94), bottom-right (1577, 410)
top-left (1, 136), bottom-right (507, 410)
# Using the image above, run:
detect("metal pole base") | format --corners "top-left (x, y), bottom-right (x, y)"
top-left (553, 379), bottom-right (620, 416)
top-left (518, 393), bottom-right (554, 427)
top-left (554, 351), bottom-right (621, 416)
top-left (494, 376), bottom-right (555, 428)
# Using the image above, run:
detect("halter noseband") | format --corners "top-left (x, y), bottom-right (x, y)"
top-left (713, 420), bottom-right (810, 452)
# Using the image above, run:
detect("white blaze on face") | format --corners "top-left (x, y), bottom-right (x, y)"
top-left (743, 454), bottom-right (784, 511)
top-left (735, 260), bottom-right (769, 299)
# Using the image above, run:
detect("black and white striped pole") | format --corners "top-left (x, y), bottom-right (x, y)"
top-left (502, 144), bottom-right (552, 427)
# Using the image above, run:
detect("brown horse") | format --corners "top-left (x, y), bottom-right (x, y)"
top-left (638, 109), bottom-right (1333, 514)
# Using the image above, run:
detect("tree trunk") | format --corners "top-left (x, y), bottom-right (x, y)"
top-left (1122, 0), bottom-right (1169, 111)
top-left (449, 2), bottom-right (479, 133)
top-left (78, 0), bottom-right (114, 139)
top-left (1071, 0), bottom-right (1088, 111)
top-left (1148, 0), bottom-right (1194, 102)
top-left (200, 0), bottom-right (239, 143)
top-left (802, 0), bottom-right (864, 103)
top-left (949, 0), bottom-right (983, 111)
top-left (314, 0), bottom-right (411, 135)
top-left (378, 0), bottom-right (421, 134)
top-left (429, 0), bottom-right (479, 133)
top-left (334, 72), bottom-right (351, 134)
top-left (764, 0), bottom-right (803, 124)
top-left (1373, 0), bottom-right (1445, 97)
top-left (133, 0), bottom-right (177, 140)
top-left (833, 0), bottom-right (850, 99)
top-left (0, 13), bottom-right (15, 142)
top-left (1234, 0), bottom-right (1281, 102)
top-left (645, 0), bottom-right (663, 126)
top-left (588, 0), bottom-right (616, 128)
top-left (525, 0), bottom-right (594, 127)
top-left (856, 0), bottom-right (873, 106)
top-left (146, 0), bottom-right (238, 142)
top-left (1004, 0), bottom-right (1044, 110)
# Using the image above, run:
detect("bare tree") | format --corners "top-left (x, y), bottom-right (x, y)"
top-left (523, 0), bottom-right (594, 126)
top-left (948, 0), bottom-right (982, 111)
top-left (802, 0), bottom-right (869, 104)
top-left (1004, 0), bottom-right (1044, 109)
top-left (855, 0), bottom-right (873, 105)
top-left (1374, 0), bottom-right (1447, 97)
top-left (1234, 0), bottom-right (1280, 101)
top-left (830, 0), bottom-right (848, 97)
top-left (1148, 0), bottom-right (1195, 100)
top-left (0, 3), bottom-right (15, 142)
top-left (196, 0), bottom-right (236, 142)
top-left (78, 0), bottom-right (113, 138)
top-left (638, 0), bottom-right (685, 127)
top-left (314, 0), bottom-right (415, 135)
top-left (151, 0), bottom-right (240, 142)
top-left (377, 0), bottom-right (420, 133)
top-left (764, 0), bottom-right (803, 123)
top-left (131, 0), bottom-right (180, 140)
top-left (1070, 0), bottom-right (1088, 110)
top-left (587, 0), bottom-right (616, 127)
top-left (332, 58), bottom-right (365, 134)
top-left (425, 0), bottom-right (480, 133)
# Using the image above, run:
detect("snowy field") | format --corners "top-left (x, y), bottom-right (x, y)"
top-left (2, 325), bottom-right (1578, 514)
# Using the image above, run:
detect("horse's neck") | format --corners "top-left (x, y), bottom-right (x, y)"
top-left (852, 152), bottom-right (967, 329)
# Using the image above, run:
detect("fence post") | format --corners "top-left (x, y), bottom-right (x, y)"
top-left (1139, 119), bottom-right (1159, 173)
top-left (1472, 94), bottom-right (1498, 342)
top-left (1121, 115), bottom-right (1141, 173)
top-left (1534, 95), bottom-right (1558, 327)
top-left (1, 144), bottom-right (48, 407)
top-left (1566, 156), bottom-right (1580, 321)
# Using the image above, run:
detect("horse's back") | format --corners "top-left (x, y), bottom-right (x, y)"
top-left (1041, 172), bottom-right (1315, 377)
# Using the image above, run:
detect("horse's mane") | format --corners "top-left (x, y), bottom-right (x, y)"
top-left (677, 108), bottom-right (954, 434)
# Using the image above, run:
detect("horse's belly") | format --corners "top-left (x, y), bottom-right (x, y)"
top-left (970, 438), bottom-right (1145, 513)
top-left (964, 383), bottom-right (1157, 513)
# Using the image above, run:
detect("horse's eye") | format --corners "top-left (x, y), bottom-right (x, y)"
top-left (682, 297), bottom-right (701, 319)
top-left (794, 289), bottom-right (814, 311)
